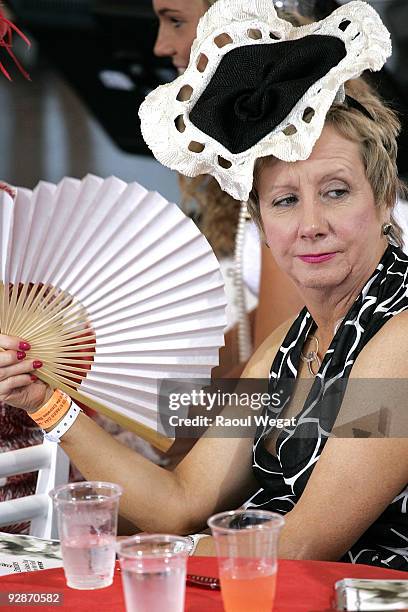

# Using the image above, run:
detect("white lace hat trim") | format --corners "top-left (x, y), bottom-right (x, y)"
top-left (139, 0), bottom-right (391, 202)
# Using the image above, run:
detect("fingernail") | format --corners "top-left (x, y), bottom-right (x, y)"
top-left (30, 375), bottom-right (38, 382)
top-left (19, 341), bottom-right (31, 351)
top-left (33, 360), bottom-right (43, 369)
top-left (17, 351), bottom-right (26, 360)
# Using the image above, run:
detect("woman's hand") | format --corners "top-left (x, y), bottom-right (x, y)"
top-left (0, 334), bottom-right (50, 412)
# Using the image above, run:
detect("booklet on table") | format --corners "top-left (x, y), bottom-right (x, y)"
top-left (0, 532), bottom-right (62, 575)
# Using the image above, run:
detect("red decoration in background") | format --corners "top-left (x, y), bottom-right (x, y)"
top-left (0, 3), bottom-right (31, 80)
top-left (0, 181), bottom-right (16, 197)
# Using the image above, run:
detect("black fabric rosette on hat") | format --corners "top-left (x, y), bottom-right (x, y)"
top-left (189, 35), bottom-right (346, 154)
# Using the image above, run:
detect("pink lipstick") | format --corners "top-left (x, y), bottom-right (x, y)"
top-left (298, 253), bottom-right (336, 264)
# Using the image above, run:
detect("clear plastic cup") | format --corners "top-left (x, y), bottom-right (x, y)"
top-left (116, 534), bottom-right (190, 612)
top-left (208, 509), bottom-right (285, 612)
top-left (50, 481), bottom-right (122, 590)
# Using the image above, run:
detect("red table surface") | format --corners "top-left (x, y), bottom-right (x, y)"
top-left (0, 557), bottom-right (406, 612)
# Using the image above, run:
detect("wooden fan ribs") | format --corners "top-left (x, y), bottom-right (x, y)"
top-left (0, 281), bottom-right (95, 392)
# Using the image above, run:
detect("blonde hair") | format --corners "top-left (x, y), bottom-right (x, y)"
top-left (179, 3), bottom-right (312, 257)
top-left (248, 81), bottom-right (407, 248)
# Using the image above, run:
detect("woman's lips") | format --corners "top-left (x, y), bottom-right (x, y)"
top-left (298, 252), bottom-right (337, 264)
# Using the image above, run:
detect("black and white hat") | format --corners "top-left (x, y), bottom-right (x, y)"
top-left (139, 0), bottom-right (391, 201)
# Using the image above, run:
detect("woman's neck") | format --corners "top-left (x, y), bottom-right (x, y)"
top-left (303, 286), bottom-right (355, 352)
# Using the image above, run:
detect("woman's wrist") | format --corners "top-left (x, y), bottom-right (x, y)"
top-left (28, 389), bottom-right (71, 429)
top-left (26, 386), bottom-right (53, 414)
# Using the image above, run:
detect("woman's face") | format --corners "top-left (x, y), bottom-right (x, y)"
top-left (152, 0), bottom-right (208, 73)
top-left (258, 125), bottom-right (388, 295)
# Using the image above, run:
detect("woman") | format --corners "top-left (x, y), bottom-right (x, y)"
top-left (2, 0), bottom-right (407, 568)
top-left (153, 0), bottom-right (305, 374)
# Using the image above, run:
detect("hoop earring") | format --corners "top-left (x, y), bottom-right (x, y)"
top-left (382, 222), bottom-right (392, 236)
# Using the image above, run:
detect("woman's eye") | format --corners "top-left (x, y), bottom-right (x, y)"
top-left (273, 195), bottom-right (298, 207)
top-left (170, 17), bottom-right (183, 28)
top-left (325, 188), bottom-right (349, 199)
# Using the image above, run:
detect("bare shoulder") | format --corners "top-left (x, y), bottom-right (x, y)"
top-left (242, 316), bottom-right (296, 378)
top-left (352, 310), bottom-right (408, 377)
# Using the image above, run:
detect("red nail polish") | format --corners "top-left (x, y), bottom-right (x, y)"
top-left (17, 351), bottom-right (26, 360)
top-left (19, 341), bottom-right (31, 351)
top-left (30, 375), bottom-right (38, 382)
top-left (33, 360), bottom-right (43, 369)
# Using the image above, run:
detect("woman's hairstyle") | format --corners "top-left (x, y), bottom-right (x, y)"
top-left (178, 2), bottom-right (312, 257)
top-left (248, 80), bottom-right (406, 248)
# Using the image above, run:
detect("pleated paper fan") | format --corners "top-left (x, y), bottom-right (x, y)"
top-left (0, 175), bottom-right (227, 451)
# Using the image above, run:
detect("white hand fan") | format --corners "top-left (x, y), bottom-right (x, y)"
top-left (0, 175), bottom-right (227, 451)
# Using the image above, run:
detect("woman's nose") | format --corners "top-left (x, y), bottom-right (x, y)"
top-left (153, 26), bottom-right (175, 58)
top-left (299, 200), bottom-right (329, 240)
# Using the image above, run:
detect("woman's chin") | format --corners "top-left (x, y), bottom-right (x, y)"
top-left (294, 269), bottom-right (348, 292)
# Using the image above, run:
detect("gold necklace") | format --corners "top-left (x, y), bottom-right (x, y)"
top-left (300, 335), bottom-right (321, 376)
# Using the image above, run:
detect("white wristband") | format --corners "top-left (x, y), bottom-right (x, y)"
top-left (42, 400), bottom-right (82, 443)
top-left (185, 534), bottom-right (210, 556)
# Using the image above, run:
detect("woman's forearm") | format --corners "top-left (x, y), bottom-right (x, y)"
top-left (60, 412), bottom-right (190, 533)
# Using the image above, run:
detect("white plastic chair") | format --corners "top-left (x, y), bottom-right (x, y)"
top-left (0, 440), bottom-right (69, 539)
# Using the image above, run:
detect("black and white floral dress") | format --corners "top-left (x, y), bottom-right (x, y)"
top-left (246, 245), bottom-right (408, 571)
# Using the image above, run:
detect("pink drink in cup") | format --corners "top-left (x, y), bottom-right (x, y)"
top-left (208, 509), bottom-right (284, 612)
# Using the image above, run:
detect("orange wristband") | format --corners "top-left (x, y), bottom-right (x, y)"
top-left (29, 389), bottom-right (72, 429)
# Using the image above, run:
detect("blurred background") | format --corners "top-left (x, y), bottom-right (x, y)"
top-left (0, 0), bottom-right (407, 198)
